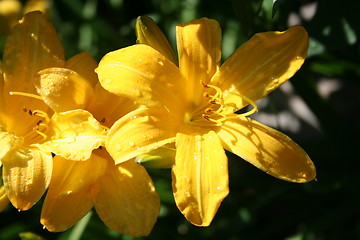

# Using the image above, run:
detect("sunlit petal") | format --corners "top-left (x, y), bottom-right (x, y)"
top-left (34, 68), bottom-right (94, 112)
top-left (40, 110), bottom-right (106, 161)
top-left (212, 26), bottom-right (308, 110)
top-left (40, 152), bottom-right (108, 232)
top-left (177, 18), bottom-right (222, 103)
top-left (91, 160), bottom-right (160, 237)
top-left (41, 186), bottom-right (93, 232)
top-left (136, 16), bottom-right (177, 64)
top-left (172, 130), bottom-right (229, 226)
top-left (106, 107), bottom-right (177, 164)
top-left (218, 117), bottom-right (316, 182)
top-left (96, 44), bottom-right (187, 110)
top-left (2, 147), bottom-right (52, 210)
top-left (65, 52), bottom-right (99, 87)
top-left (0, 131), bottom-right (23, 161)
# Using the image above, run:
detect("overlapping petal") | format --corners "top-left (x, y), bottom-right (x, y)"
top-left (40, 110), bottom-right (106, 161)
top-left (91, 160), bottom-right (160, 237)
top-left (172, 130), bottom-right (229, 226)
top-left (3, 11), bottom-right (64, 95)
top-left (218, 117), bottom-right (316, 182)
top-left (34, 68), bottom-right (94, 112)
top-left (211, 26), bottom-right (308, 110)
top-left (0, 131), bottom-right (23, 161)
top-left (2, 147), bottom-right (52, 210)
top-left (136, 16), bottom-right (177, 64)
top-left (40, 154), bottom-right (107, 232)
top-left (65, 52), bottom-right (99, 87)
top-left (96, 44), bottom-right (187, 110)
top-left (106, 107), bottom-right (177, 164)
top-left (2, 11), bottom-right (62, 136)
top-left (177, 18), bottom-right (222, 103)
top-left (0, 186), bottom-right (9, 212)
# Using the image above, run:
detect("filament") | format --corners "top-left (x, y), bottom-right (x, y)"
top-left (9, 91), bottom-right (43, 100)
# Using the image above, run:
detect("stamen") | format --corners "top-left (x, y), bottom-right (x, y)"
top-left (9, 91), bottom-right (43, 100)
top-left (35, 129), bottom-right (47, 140)
top-left (236, 94), bottom-right (258, 117)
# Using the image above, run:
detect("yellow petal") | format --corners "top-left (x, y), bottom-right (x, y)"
top-left (3, 11), bottom-right (64, 94)
top-left (41, 187), bottom-right (93, 232)
top-left (47, 153), bottom-right (108, 196)
top-left (176, 18), bottom-right (222, 104)
top-left (218, 117), bottom-right (316, 182)
top-left (40, 110), bottom-right (106, 161)
top-left (91, 160), bottom-right (160, 237)
top-left (0, 131), bottom-right (23, 161)
top-left (2, 11), bottom-right (62, 136)
top-left (65, 52), bottom-right (99, 87)
top-left (87, 83), bottom-right (138, 128)
top-left (136, 16), bottom-right (177, 64)
top-left (34, 67), bottom-right (95, 112)
top-left (106, 107), bottom-right (177, 164)
top-left (212, 26), bottom-right (309, 110)
top-left (96, 44), bottom-right (187, 110)
top-left (2, 147), bottom-right (52, 210)
top-left (0, 186), bottom-right (9, 212)
top-left (135, 146), bottom-right (176, 169)
top-left (41, 153), bottom-right (107, 232)
top-left (172, 130), bottom-right (229, 226)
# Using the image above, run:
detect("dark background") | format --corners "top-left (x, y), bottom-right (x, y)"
top-left (1, 0), bottom-right (359, 239)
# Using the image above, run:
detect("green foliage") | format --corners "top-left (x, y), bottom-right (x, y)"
top-left (1, 0), bottom-right (360, 239)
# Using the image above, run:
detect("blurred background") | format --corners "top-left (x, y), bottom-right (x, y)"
top-left (1, 0), bottom-right (359, 239)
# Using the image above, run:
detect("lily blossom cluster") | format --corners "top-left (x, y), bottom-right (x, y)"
top-left (0, 11), bottom-right (316, 236)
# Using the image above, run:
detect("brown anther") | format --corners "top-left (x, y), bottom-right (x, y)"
top-left (36, 120), bottom-right (43, 125)
top-left (203, 93), bottom-right (210, 98)
top-left (28, 110), bottom-right (33, 116)
top-left (22, 107), bottom-right (27, 112)
top-left (205, 108), bottom-right (213, 113)
top-left (209, 99), bottom-right (217, 104)
top-left (100, 118), bottom-right (106, 123)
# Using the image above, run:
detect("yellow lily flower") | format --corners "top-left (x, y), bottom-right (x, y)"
top-left (96, 17), bottom-right (316, 226)
top-left (33, 52), bottom-right (160, 236)
top-left (0, 11), bottom-right (64, 211)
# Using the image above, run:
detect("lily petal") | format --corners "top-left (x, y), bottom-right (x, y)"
top-left (2, 147), bottom-right (52, 210)
top-left (3, 11), bottom-right (64, 95)
top-left (106, 107), bottom-right (177, 164)
top-left (96, 44), bottom-right (186, 110)
top-left (0, 131), bottom-right (23, 161)
top-left (34, 67), bottom-right (94, 112)
top-left (41, 154), bottom-right (107, 232)
top-left (40, 110), bottom-right (106, 161)
top-left (172, 130), bottom-right (229, 226)
top-left (88, 83), bottom-right (138, 128)
top-left (136, 16), bottom-right (177, 64)
top-left (218, 117), bottom-right (316, 182)
top-left (0, 186), bottom-right (9, 212)
top-left (212, 26), bottom-right (308, 110)
top-left (177, 18), bottom-right (222, 103)
top-left (65, 52), bottom-right (99, 87)
top-left (135, 146), bottom-right (176, 169)
top-left (91, 160), bottom-right (160, 237)
top-left (2, 11), bottom-right (63, 135)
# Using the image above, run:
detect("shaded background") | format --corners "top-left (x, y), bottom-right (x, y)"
top-left (1, 0), bottom-right (360, 239)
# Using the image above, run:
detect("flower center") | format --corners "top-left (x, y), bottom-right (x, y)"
top-left (185, 83), bottom-right (258, 128)
top-left (9, 91), bottom-right (51, 144)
